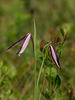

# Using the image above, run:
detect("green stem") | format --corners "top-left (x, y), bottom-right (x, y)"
top-left (37, 46), bottom-right (48, 99)
top-left (49, 67), bottom-right (51, 100)
top-left (37, 44), bottom-right (50, 86)
top-left (34, 20), bottom-right (37, 100)
top-left (37, 57), bottom-right (45, 88)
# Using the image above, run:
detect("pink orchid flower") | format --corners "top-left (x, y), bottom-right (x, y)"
top-left (7, 33), bottom-right (34, 56)
top-left (50, 44), bottom-right (61, 69)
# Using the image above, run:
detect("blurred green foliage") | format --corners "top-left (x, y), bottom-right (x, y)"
top-left (0, 0), bottom-right (75, 100)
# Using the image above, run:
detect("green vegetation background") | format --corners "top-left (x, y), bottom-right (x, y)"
top-left (0, 0), bottom-right (75, 100)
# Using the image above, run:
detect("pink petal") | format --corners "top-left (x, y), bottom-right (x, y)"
top-left (50, 44), bottom-right (61, 69)
top-left (17, 33), bottom-right (31, 56)
top-left (7, 35), bottom-right (26, 50)
top-left (31, 35), bottom-right (34, 54)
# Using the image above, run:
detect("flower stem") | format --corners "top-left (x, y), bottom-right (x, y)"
top-left (33, 20), bottom-right (37, 100)
top-left (37, 57), bottom-right (45, 90)
top-left (37, 45), bottom-right (49, 99)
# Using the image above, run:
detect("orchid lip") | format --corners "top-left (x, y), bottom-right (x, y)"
top-left (50, 44), bottom-right (61, 69)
